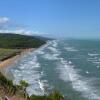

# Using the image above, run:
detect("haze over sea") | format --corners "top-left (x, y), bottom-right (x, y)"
top-left (5, 38), bottom-right (100, 100)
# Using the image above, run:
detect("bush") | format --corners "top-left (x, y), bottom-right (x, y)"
top-left (0, 72), bottom-right (65, 100)
top-left (30, 91), bottom-right (65, 100)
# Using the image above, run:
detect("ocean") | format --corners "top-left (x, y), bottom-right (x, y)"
top-left (8, 39), bottom-right (100, 100)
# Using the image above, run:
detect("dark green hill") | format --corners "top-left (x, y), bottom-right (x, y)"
top-left (0, 33), bottom-right (47, 49)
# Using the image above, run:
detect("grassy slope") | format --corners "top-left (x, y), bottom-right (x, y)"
top-left (0, 72), bottom-right (65, 100)
top-left (0, 33), bottom-right (47, 61)
top-left (0, 72), bottom-right (27, 100)
top-left (0, 48), bottom-right (22, 61)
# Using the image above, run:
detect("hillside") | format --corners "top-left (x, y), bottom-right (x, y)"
top-left (0, 33), bottom-right (47, 49)
top-left (0, 33), bottom-right (47, 61)
top-left (0, 72), bottom-right (65, 100)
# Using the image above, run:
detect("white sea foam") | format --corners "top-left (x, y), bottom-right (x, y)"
top-left (51, 40), bottom-right (58, 47)
top-left (86, 71), bottom-right (89, 74)
top-left (88, 53), bottom-right (100, 57)
top-left (43, 49), bottom-right (60, 60)
top-left (87, 57), bottom-right (100, 66)
top-left (64, 47), bottom-right (79, 52)
top-left (96, 66), bottom-right (100, 68)
top-left (32, 40), bottom-right (52, 55)
top-left (10, 41), bottom-right (55, 95)
top-left (57, 58), bottom-right (100, 100)
top-left (87, 58), bottom-right (97, 62)
top-left (38, 80), bottom-right (45, 94)
top-left (92, 61), bottom-right (100, 64)
top-left (43, 53), bottom-right (59, 60)
top-left (34, 40), bottom-right (58, 56)
top-left (47, 47), bottom-right (58, 53)
top-left (10, 50), bottom-right (49, 95)
top-left (42, 41), bottom-right (61, 60)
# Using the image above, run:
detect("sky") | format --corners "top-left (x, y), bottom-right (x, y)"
top-left (0, 0), bottom-right (100, 38)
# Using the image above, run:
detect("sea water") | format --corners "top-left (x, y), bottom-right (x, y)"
top-left (9, 39), bottom-right (100, 100)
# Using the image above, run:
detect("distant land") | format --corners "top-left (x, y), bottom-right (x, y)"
top-left (0, 33), bottom-right (48, 61)
top-left (0, 33), bottom-right (48, 49)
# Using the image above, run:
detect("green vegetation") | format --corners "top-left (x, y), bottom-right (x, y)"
top-left (0, 48), bottom-right (22, 61)
top-left (0, 72), bottom-right (65, 100)
top-left (0, 33), bottom-right (46, 49)
top-left (0, 72), bottom-right (18, 95)
top-left (0, 33), bottom-right (47, 61)
top-left (30, 91), bottom-right (65, 100)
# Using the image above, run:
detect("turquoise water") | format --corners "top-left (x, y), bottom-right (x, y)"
top-left (9, 39), bottom-right (100, 100)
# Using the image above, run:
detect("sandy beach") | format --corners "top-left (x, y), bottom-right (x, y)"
top-left (0, 48), bottom-right (35, 76)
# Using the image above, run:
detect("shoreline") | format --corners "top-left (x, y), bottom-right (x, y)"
top-left (0, 48), bottom-right (36, 76)
top-left (0, 40), bottom-right (49, 69)
top-left (0, 41), bottom-right (49, 77)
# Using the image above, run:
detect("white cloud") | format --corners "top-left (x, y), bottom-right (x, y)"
top-left (0, 29), bottom-right (48, 36)
top-left (0, 16), bottom-right (49, 36)
top-left (0, 17), bottom-right (10, 24)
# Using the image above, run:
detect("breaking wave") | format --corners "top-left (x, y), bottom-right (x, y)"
top-left (57, 58), bottom-right (100, 100)
top-left (10, 42), bottom-right (51, 95)
top-left (8, 39), bottom-right (100, 100)
top-left (64, 47), bottom-right (79, 52)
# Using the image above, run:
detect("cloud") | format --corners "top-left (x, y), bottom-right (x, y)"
top-left (0, 29), bottom-right (48, 36)
top-left (0, 17), bottom-right (10, 24)
top-left (0, 16), bottom-right (49, 36)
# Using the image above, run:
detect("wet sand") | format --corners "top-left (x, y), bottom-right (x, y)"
top-left (0, 48), bottom-right (36, 71)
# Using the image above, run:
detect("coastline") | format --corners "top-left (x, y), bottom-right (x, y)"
top-left (0, 40), bottom-right (49, 78)
top-left (0, 40), bottom-right (49, 69)
top-left (0, 48), bottom-right (36, 77)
